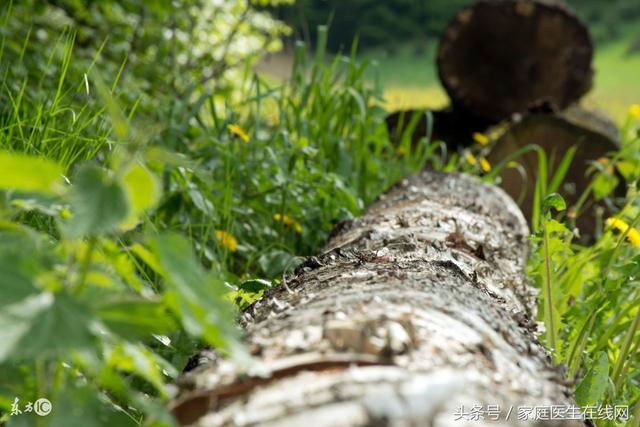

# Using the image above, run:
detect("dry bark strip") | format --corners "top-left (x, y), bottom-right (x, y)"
top-left (172, 171), bottom-right (582, 426)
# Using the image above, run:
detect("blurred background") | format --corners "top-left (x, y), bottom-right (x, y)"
top-left (262, 0), bottom-right (640, 122)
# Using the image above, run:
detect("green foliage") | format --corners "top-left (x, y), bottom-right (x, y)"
top-left (527, 108), bottom-right (640, 426)
top-left (66, 165), bottom-right (130, 237)
top-left (0, 4), bottom-right (449, 422)
top-left (576, 351), bottom-right (610, 406)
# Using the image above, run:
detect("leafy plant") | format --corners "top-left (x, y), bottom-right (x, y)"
top-left (0, 9), bottom-right (448, 424)
top-left (527, 105), bottom-right (640, 426)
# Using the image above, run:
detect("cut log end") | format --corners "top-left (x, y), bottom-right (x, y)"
top-left (487, 107), bottom-right (620, 238)
top-left (437, 0), bottom-right (593, 122)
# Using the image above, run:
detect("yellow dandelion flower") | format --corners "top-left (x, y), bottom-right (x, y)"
top-left (465, 152), bottom-right (477, 166)
top-left (472, 132), bottom-right (490, 146)
top-left (227, 124), bottom-right (250, 143)
top-left (479, 156), bottom-right (492, 172)
top-left (273, 213), bottom-right (303, 234)
top-left (293, 222), bottom-right (303, 234)
top-left (629, 104), bottom-right (640, 120)
top-left (606, 218), bottom-right (640, 248)
top-left (215, 230), bottom-right (238, 252)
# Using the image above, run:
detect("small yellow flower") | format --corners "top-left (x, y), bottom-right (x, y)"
top-left (273, 213), bottom-right (303, 234)
top-left (472, 132), bottom-right (490, 146)
top-left (606, 218), bottom-right (640, 247)
top-left (628, 104), bottom-right (640, 120)
top-left (215, 230), bottom-right (238, 252)
top-left (465, 152), bottom-right (477, 166)
top-left (227, 124), bottom-right (249, 143)
top-left (396, 147), bottom-right (407, 157)
top-left (479, 156), bottom-right (492, 172)
top-left (597, 157), bottom-right (614, 175)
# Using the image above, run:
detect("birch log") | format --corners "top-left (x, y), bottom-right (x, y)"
top-left (172, 171), bottom-right (582, 427)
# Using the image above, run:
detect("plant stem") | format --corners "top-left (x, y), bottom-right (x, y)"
top-left (542, 218), bottom-right (557, 358)
top-left (76, 235), bottom-right (97, 294)
top-left (567, 307), bottom-right (599, 376)
top-left (611, 305), bottom-right (640, 395)
top-left (615, 333), bottom-right (640, 393)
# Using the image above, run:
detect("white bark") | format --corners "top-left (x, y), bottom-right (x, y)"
top-left (171, 171), bottom-right (580, 427)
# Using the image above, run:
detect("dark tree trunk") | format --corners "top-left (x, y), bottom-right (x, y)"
top-left (171, 172), bottom-right (582, 426)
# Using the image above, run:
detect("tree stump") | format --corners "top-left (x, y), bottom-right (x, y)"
top-left (437, 0), bottom-right (593, 122)
top-left (171, 172), bottom-right (581, 426)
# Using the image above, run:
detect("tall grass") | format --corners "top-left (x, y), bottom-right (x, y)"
top-left (0, 25), bottom-right (451, 425)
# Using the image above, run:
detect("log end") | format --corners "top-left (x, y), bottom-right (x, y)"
top-left (437, 0), bottom-right (594, 122)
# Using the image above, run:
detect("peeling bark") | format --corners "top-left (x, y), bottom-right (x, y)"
top-left (172, 172), bottom-right (581, 426)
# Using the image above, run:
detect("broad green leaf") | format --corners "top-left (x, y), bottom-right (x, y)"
top-left (67, 165), bottom-right (129, 237)
top-left (0, 292), bottom-right (95, 362)
top-left (231, 279), bottom-right (272, 310)
top-left (616, 161), bottom-right (637, 180)
top-left (120, 162), bottom-right (161, 230)
top-left (238, 278), bottom-right (272, 293)
top-left (592, 173), bottom-right (619, 201)
top-left (106, 342), bottom-right (176, 395)
top-left (149, 233), bottom-right (244, 357)
top-left (96, 298), bottom-right (177, 339)
top-left (48, 384), bottom-right (136, 427)
top-left (0, 293), bottom-right (51, 362)
top-left (0, 254), bottom-right (40, 309)
top-left (0, 152), bottom-right (65, 195)
top-left (575, 351), bottom-right (610, 406)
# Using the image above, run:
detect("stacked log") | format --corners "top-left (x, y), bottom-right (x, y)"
top-left (388, 0), bottom-right (620, 236)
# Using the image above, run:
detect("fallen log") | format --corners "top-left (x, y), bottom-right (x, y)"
top-left (437, 0), bottom-right (593, 122)
top-left (486, 106), bottom-right (620, 237)
top-left (171, 171), bottom-right (582, 426)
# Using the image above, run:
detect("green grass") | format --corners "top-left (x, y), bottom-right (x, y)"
top-left (588, 39), bottom-right (640, 121)
top-left (0, 29), bottom-right (451, 425)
